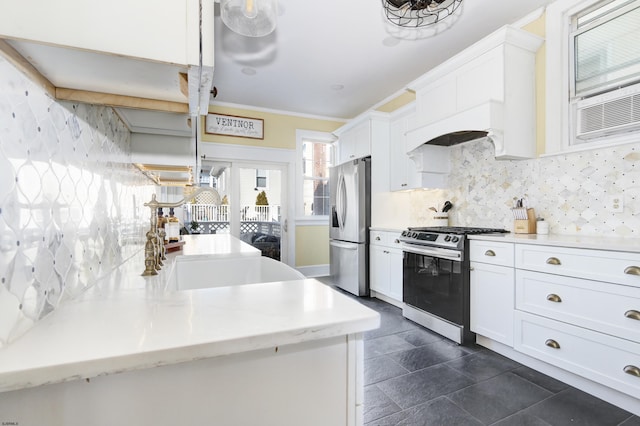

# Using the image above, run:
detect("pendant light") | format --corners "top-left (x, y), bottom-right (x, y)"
top-left (220, 0), bottom-right (278, 37)
top-left (382, 0), bottom-right (463, 28)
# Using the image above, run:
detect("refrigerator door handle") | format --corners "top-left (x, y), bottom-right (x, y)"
top-left (337, 173), bottom-right (347, 230)
top-left (330, 240), bottom-right (358, 250)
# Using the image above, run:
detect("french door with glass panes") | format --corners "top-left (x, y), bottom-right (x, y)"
top-left (200, 160), bottom-right (288, 262)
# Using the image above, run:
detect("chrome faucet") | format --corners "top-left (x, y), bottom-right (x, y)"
top-left (141, 188), bottom-right (221, 276)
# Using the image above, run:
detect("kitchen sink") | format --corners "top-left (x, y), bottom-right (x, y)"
top-left (167, 255), bottom-right (306, 291)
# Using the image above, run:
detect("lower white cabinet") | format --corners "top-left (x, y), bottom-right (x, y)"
top-left (515, 311), bottom-right (640, 399)
top-left (470, 261), bottom-right (515, 345)
top-left (370, 230), bottom-right (403, 303)
top-left (469, 240), bottom-right (515, 346)
top-left (470, 238), bottom-right (640, 411)
top-left (514, 243), bottom-right (640, 402)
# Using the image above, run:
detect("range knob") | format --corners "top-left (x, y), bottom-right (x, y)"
top-left (452, 236), bottom-right (460, 243)
top-left (444, 235), bottom-right (451, 242)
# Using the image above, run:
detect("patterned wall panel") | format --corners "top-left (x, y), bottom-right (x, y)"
top-left (409, 138), bottom-right (640, 237)
top-left (0, 57), bottom-right (154, 346)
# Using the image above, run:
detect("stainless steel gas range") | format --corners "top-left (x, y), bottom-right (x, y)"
top-left (399, 226), bottom-right (509, 345)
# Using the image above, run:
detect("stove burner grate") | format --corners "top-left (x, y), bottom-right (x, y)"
top-left (407, 226), bottom-right (509, 235)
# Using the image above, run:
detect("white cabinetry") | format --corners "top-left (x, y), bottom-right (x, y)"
top-left (389, 103), bottom-right (420, 191)
top-left (514, 244), bottom-right (640, 400)
top-left (334, 112), bottom-right (388, 166)
top-left (369, 230), bottom-right (403, 304)
top-left (406, 26), bottom-right (543, 159)
top-left (0, 0), bottom-right (214, 114)
top-left (469, 240), bottom-right (515, 346)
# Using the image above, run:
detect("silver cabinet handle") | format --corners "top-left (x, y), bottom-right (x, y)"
top-left (623, 365), bottom-right (640, 377)
top-left (545, 339), bottom-right (560, 349)
top-left (484, 250), bottom-right (496, 257)
top-left (546, 257), bottom-right (561, 265)
top-left (624, 266), bottom-right (640, 276)
top-left (546, 294), bottom-right (562, 303)
top-left (624, 310), bottom-right (640, 321)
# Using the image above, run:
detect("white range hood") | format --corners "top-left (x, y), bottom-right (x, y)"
top-left (403, 24), bottom-right (542, 174)
top-left (406, 101), bottom-right (504, 155)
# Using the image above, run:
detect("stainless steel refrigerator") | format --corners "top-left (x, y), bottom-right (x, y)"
top-left (329, 157), bottom-right (371, 296)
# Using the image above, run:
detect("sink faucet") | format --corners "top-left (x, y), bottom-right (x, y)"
top-left (141, 188), bottom-right (221, 276)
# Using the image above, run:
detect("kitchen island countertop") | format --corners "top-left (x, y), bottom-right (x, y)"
top-left (0, 234), bottom-right (380, 394)
top-left (469, 232), bottom-right (640, 253)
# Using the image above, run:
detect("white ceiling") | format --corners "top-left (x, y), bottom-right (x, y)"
top-left (210, 0), bottom-right (556, 120)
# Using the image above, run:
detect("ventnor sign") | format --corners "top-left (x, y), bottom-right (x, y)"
top-left (205, 113), bottom-right (264, 140)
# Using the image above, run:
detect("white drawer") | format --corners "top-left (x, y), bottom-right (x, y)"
top-left (515, 244), bottom-right (640, 287)
top-left (370, 231), bottom-right (402, 248)
top-left (370, 231), bottom-right (385, 246)
top-left (516, 269), bottom-right (640, 343)
top-left (470, 240), bottom-right (514, 267)
top-left (514, 311), bottom-right (640, 398)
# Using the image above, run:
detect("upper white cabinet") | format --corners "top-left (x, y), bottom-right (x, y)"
top-left (334, 112), bottom-right (389, 166)
top-left (0, 0), bottom-right (214, 115)
top-left (406, 25), bottom-right (543, 160)
top-left (389, 103), bottom-right (420, 191)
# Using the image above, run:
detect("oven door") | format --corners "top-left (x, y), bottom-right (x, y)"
top-left (402, 244), bottom-right (465, 325)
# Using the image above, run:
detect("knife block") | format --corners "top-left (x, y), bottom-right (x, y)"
top-left (514, 208), bottom-right (537, 234)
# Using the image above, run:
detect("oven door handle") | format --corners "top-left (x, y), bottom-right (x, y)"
top-left (401, 244), bottom-right (462, 262)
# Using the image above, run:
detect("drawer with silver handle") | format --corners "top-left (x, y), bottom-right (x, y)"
top-left (469, 240), bottom-right (514, 267)
top-left (515, 269), bottom-right (640, 343)
top-left (515, 311), bottom-right (640, 399)
top-left (370, 230), bottom-right (402, 248)
top-left (515, 244), bottom-right (640, 287)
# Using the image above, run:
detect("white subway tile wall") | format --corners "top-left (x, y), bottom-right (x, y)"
top-left (410, 138), bottom-right (640, 236)
top-left (0, 57), bottom-right (154, 346)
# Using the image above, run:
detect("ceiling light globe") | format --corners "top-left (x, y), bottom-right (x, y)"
top-left (221, 0), bottom-right (278, 37)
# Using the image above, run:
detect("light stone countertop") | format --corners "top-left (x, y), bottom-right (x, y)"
top-left (469, 233), bottom-right (640, 253)
top-left (0, 235), bottom-right (380, 393)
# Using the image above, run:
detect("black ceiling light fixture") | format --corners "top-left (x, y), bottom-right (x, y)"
top-left (382, 0), bottom-right (463, 28)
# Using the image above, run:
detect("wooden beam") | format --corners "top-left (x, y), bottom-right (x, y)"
top-left (179, 72), bottom-right (189, 99)
top-left (56, 88), bottom-right (189, 113)
top-left (136, 163), bottom-right (192, 173)
top-left (0, 38), bottom-right (56, 98)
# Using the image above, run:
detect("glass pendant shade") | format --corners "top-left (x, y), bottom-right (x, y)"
top-left (221, 0), bottom-right (278, 37)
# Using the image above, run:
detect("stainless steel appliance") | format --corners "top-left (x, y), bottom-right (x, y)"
top-left (329, 157), bottom-right (371, 296)
top-left (399, 226), bottom-right (508, 344)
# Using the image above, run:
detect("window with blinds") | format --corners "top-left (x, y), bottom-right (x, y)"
top-left (571, 0), bottom-right (640, 98)
top-left (570, 0), bottom-right (640, 143)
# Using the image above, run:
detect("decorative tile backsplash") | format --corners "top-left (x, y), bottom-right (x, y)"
top-left (0, 56), bottom-right (153, 346)
top-left (410, 138), bottom-right (640, 236)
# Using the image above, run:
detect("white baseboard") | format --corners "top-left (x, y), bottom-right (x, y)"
top-left (370, 291), bottom-right (403, 308)
top-left (297, 264), bottom-right (329, 278)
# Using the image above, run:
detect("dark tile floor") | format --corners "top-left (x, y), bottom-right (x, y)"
top-left (351, 296), bottom-right (640, 426)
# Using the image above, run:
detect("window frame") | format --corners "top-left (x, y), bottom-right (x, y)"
top-left (546, 0), bottom-right (640, 155)
top-left (255, 169), bottom-right (268, 189)
top-left (295, 129), bottom-right (337, 224)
